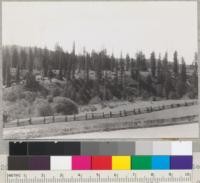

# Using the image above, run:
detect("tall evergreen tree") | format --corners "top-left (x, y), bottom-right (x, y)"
top-left (55, 44), bottom-right (64, 80)
top-left (12, 48), bottom-right (20, 82)
top-left (119, 52), bottom-right (125, 87)
top-left (71, 42), bottom-right (76, 79)
top-left (163, 52), bottom-right (168, 70)
top-left (3, 47), bottom-right (11, 87)
top-left (157, 54), bottom-right (162, 80)
top-left (130, 59), bottom-right (135, 79)
top-left (28, 48), bottom-right (34, 73)
top-left (42, 47), bottom-right (49, 77)
top-left (150, 52), bottom-right (156, 77)
top-left (164, 71), bottom-right (172, 99)
top-left (181, 57), bottom-right (187, 83)
top-left (173, 51), bottom-right (179, 77)
top-left (125, 54), bottom-right (130, 71)
top-left (110, 53), bottom-right (115, 72)
top-left (136, 51), bottom-right (147, 71)
top-left (20, 49), bottom-right (27, 70)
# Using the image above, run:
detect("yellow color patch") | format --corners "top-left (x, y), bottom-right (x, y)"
top-left (112, 156), bottom-right (131, 170)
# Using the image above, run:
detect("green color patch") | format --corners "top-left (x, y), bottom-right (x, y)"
top-left (131, 156), bottom-right (152, 170)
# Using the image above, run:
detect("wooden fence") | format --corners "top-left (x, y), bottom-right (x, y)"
top-left (4, 100), bottom-right (198, 128)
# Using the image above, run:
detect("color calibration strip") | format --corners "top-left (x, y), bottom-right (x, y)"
top-left (8, 155), bottom-right (192, 170)
top-left (8, 141), bottom-right (192, 170)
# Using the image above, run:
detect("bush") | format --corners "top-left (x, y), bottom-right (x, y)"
top-left (23, 91), bottom-right (36, 103)
top-left (34, 98), bottom-right (53, 117)
top-left (52, 97), bottom-right (78, 115)
top-left (47, 95), bottom-right (53, 103)
top-left (188, 90), bottom-right (198, 99)
top-left (50, 87), bottom-right (62, 97)
top-left (3, 90), bottom-right (18, 102)
top-left (5, 99), bottom-right (30, 121)
top-left (3, 86), bottom-right (23, 102)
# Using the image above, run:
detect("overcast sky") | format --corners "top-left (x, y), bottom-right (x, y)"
top-left (2, 1), bottom-right (197, 63)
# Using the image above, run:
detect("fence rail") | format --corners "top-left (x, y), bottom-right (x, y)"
top-left (4, 100), bottom-right (198, 128)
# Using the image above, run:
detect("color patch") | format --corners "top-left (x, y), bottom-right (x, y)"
top-left (50, 156), bottom-right (72, 170)
top-left (72, 156), bottom-right (91, 170)
top-left (112, 156), bottom-right (131, 170)
top-left (8, 156), bottom-right (28, 170)
top-left (153, 141), bottom-right (171, 155)
top-left (28, 142), bottom-right (80, 155)
top-left (28, 156), bottom-right (50, 170)
top-left (81, 142), bottom-right (135, 155)
top-left (135, 141), bottom-right (153, 155)
top-left (92, 156), bottom-right (112, 170)
top-left (131, 156), bottom-right (152, 170)
top-left (152, 156), bottom-right (170, 170)
top-left (9, 142), bottom-right (28, 155)
top-left (170, 156), bottom-right (193, 169)
top-left (171, 141), bottom-right (192, 155)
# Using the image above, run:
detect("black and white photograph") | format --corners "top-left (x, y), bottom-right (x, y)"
top-left (2, 1), bottom-right (199, 139)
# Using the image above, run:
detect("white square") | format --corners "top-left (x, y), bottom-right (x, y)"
top-left (171, 141), bottom-right (192, 155)
top-left (50, 156), bottom-right (72, 170)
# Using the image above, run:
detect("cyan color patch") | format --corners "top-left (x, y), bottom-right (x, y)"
top-left (152, 156), bottom-right (170, 170)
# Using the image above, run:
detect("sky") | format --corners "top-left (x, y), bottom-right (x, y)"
top-left (2, 1), bottom-right (198, 63)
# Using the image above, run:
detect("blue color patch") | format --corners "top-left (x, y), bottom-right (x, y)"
top-left (152, 156), bottom-right (170, 170)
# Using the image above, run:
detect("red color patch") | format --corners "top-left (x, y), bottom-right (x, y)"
top-left (92, 156), bottom-right (112, 170)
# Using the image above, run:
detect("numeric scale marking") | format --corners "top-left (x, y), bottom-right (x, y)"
top-left (1, 170), bottom-right (193, 183)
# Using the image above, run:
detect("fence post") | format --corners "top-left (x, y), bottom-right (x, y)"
top-left (124, 110), bottom-right (127, 116)
top-left (138, 109), bottom-right (141, 114)
top-left (92, 113), bottom-right (94, 119)
top-left (65, 116), bottom-right (68, 122)
top-left (110, 112), bottom-right (112, 117)
top-left (52, 115), bottom-right (55, 123)
top-left (85, 113), bottom-right (87, 120)
top-left (133, 109), bottom-right (135, 114)
top-left (185, 102), bottom-right (187, 106)
top-left (17, 119), bottom-right (19, 126)
top-left (74, 114), bottom-right (76, 121)
top-left (103, 112), bottom-right (105, 118)
top-left (44, 116), bottom-right (46, 124)
top-left (120, 111), bottom-right (122, 117)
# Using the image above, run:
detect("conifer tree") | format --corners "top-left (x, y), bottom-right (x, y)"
top-left (150, 52), bottom-right (156, 77)
top-left (173, 51), bottom-right (179, 77)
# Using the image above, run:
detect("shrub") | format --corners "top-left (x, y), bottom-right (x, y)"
top-left (52, 97), bottom-right (78, 115)
top-left (3, 86), bottom-right (23, 102)
top-left (188, 90), bottom-right (198, 99)
top-left (50, 87), bottom-right (62, 97)
top-left (47, 95), bottom-right (53, 103)
top-left (5, 99), bottom-right (30, 121)
top-left (3, 90), bottom-right (18, 102)
top-left (34, 98), bottom-right (53, 117)
top-left (23, 91), bottom-right (36, 103)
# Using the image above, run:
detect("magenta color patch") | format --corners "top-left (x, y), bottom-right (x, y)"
top-left (72, 156), bottom-right (91, 170)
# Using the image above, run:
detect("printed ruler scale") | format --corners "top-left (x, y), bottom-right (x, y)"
top-left (1, 170), bottom-right (194, 183)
